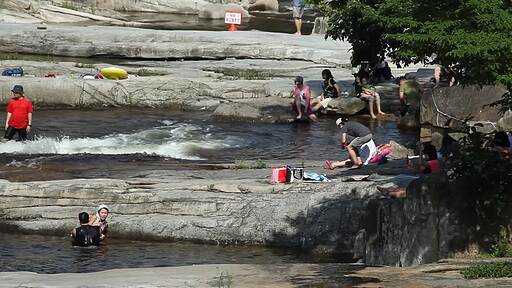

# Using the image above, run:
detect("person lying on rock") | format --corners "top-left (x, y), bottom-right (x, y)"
top-left (88, 204), bottom-right (109, 240)
top-left (72, 212), bottom-right (101, 247)
top-left (324, 118), bottom-right (373, 170)
top-left (290, 76), bottom-right (318, 122)
top-left (377, 143), bottom-right (443, 198)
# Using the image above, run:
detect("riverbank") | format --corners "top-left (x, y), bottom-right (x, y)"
top-left (2, 260), bottom-right (512, 288)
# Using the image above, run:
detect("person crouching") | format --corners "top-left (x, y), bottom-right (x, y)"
top-left (324, 118), bottom-right (373, 169)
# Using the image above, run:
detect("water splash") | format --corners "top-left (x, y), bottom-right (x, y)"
top-left (0, 123), bottom-right (239, 160)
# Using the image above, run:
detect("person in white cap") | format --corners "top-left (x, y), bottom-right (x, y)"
top-left (324, 117), bottom-right (373, 169)
top-left (88, 204), bottom-right (109, 240)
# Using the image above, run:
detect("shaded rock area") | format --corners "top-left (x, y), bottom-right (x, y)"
top-left (421, 84), bottom-right (506, 130)
top-left (365, 176), bottom-right (460, 266)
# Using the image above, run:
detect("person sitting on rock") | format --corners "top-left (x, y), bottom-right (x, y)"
top-left (377, 143), bottom-right (442, 198)
top-left (324, 118), bottom-right (373, 169)
top-left (291, 76), bottom-right (318, 122)
top-left (357, 76), bottom-right (385, 119)
top-left (310, 69), bottom-right (342, 112)
top-left (88, 204), bottom-right (110, 240)
top-left (433, 65), bottom-right (456, 88)
top-left (72, 212), bottom-right (101, 247)
top-left (492, 131), bottom-right (511, 161)
top-left (372, 57), bottom-right (393, 82)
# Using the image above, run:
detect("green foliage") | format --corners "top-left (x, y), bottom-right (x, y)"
top-left (254, 159), bottom-right (266, 169)
top-left (461, 262), bottom-right (512, 279)
top-left (206, 68), bottom-right (273, 80)
top-left (490, 227), bottom-right (512, 257)
top-left (488, 91), bottom-right (512, 116)
top-left (447, 132), bottom-right (512, 242)
top-left (308, 0), bottom-right (512, 110)
top-left (61, 1), bottom-right (79, 11)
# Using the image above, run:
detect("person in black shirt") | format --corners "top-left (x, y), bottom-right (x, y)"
top-left (324, 118), bottom-right (373, 169)
top-left (72, 212), bottom-right (101, 247)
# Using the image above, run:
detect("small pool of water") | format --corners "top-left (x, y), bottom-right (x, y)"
top-left (0, 232), bottom-right (337, 274)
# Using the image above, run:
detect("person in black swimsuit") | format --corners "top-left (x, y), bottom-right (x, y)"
top-left (72, 212), bottom-right (101, 247)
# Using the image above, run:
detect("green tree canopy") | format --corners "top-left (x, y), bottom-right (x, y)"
top-left (310, 0), bottom-right (512, 90)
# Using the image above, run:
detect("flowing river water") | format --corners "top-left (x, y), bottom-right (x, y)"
top-left (0, 109), bottom-right (417, 181)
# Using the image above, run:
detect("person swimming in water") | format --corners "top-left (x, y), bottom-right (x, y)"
top-left (72, 212), bottom-right (101, 247)
top-left (88, 204), bottom-right (109, 240)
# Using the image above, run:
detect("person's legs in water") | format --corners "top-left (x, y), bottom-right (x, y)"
top-left (17, 128), bottom-right (27, 141)
top-left (4, 126), bottom-right (17, 140)
top-left (307, 113), bottom-right (318, 122)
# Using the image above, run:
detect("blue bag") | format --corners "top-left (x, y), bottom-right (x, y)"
top-left (2, 67), bottom-right (24, 77)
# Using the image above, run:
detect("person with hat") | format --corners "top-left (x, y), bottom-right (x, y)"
top-left (324, 117), bottom-right (373, 169)
top-left (4, 85), bottom-right (33, 141)
top-left (88, 204), bottom-right (110, 240)
top-left (291, 76), bottom-right (318, 122)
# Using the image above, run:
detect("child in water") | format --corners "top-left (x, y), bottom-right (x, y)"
top-left (88, 204), bottom-right (110, 240)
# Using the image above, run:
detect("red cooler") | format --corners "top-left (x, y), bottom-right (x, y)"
top-left (271, 167), bottom-right (287, 184)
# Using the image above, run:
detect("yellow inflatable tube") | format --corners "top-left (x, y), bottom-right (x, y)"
top-left (100, 67), bottom-right (128, 80)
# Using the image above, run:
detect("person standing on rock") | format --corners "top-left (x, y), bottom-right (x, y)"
top-left (291, 76), bottom-right (318, 122)
top-left (4, 85), bottom-right (33, 141)
top-left (398, 76), bottom-right (422, 117)
top-left (292, 0), bottom-right (305, 35)
top-left (72, 212), bottom-right (101, 247)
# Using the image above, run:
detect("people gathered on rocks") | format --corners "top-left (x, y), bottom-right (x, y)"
top-left (324, 117), bottom-right (374, 170)
top-left (309, 69), bottom-right (342, 112)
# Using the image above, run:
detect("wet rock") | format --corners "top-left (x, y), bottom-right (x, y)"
top-left (325, 97), bottom-right (366, 116)
top-left (212, 98), bottom-right (293, 123)
top-left (389, 140), bottom-right (414, 159)
top-left (497, 110), bottom-right (512, 132)
top-left (421, 85), bottom-right (506, 129)
top-left (398, 107), bottom-right (420, 129)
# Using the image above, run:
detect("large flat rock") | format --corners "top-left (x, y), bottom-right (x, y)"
top-left (0, 23), bottom-right (352, 65)
top-left (0, 166), bottom-right (380, 255)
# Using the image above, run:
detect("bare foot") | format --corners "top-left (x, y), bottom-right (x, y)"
top-left (378, 111), bottom-right (385, 115)
top-left (294, 32), bottom-right (301, 35)
top-left (370, 114), bottom-right (377, 119)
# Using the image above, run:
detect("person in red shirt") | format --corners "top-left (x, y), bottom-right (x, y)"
top-left (4, 85), bottom-right (33, 141)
